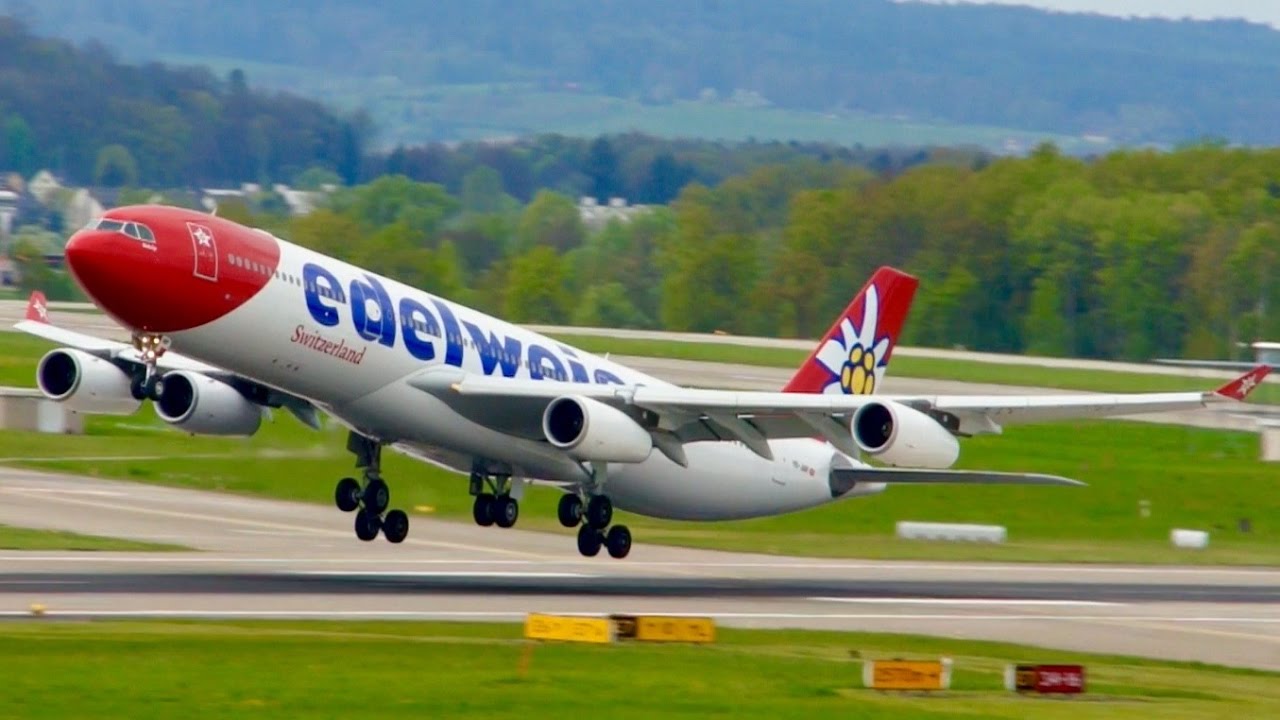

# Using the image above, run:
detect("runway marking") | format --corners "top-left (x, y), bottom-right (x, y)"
top-left (290, 571), bottom-right (597, 579)
top-left (809, 597), bottom-right (1121, 607)
top-left (0, 610), bottom-right (1277, 624)
top-left (0, 487), bottom-right (551, 561)
top-left (0, 487), bottom-right (126, 497)
top-left (0, 580), bottom-right (85, 585)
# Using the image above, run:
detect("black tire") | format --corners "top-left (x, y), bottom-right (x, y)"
top-left (557, 494), bottom-right (583, 528)
top-left (129, 376), bottom-right (147, 401)
top-left (576, 525), bottom-right (603, 557)
top-left (354, 510), bottom-right (381, 541)
top-left (473, 493), bottom-right (496, 527)
top-left (334, 477), bottom-right (361, 512)
top-left (605, 525), bottom-right (632, 559)
top-left (586, 495), bottom-right (613, 529)
top-left (363, 478), bottom-right (389, 514)
top-left (145, 376), bottom-right (163, 402)
top-left (382, 509), bottom-right (409, 544)
top-left (494, 496), bottom-right (519, 528)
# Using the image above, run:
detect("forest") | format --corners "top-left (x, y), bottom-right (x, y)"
top-left (0, 18), bottom-right (365, 186)
top-left (26, 0), bottom-right (1280, 145)
top-left (142, 142), bottom-right (1277, 365)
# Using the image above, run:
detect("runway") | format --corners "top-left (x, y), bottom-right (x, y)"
top-left (0, 468), bottom-right (1278, 671)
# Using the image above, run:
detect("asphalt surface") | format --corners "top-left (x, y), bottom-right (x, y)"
top-left (0, 469), bottom-right (1278, 671)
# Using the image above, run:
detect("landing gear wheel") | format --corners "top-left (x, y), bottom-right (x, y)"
top-left (354, 511), bottom-right (381, 541)
top-left (605, 525), bottom-right (632, 559)
top-left (586, 495), bottom-right (613, 529)
top-left (334, 477), bottom-right (361, 512)
top-left (493, 496), bottom-right (519, 529)
top-left (362, 478), bottom-right (389, 515)
top-left (576, 524), bottom-right (603, 557)
top-left (557, 494), bottom-right (583, 528)
top-left (130, 375), bottom-right (147, 401)
top-left (473, 493), bottom-right (496, 527)
top-left (382, 509), bottom-right (409, 544)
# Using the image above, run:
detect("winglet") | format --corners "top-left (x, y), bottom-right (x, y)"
top-left (24, 291), bottom-right (49, 324)
top-left (1213, 365), bottom-right (1271, 401)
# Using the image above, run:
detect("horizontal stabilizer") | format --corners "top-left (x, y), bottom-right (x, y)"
top-left (833, 467), bottom-right (1085, 487)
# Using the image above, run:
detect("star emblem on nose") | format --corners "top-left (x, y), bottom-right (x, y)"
top-left (193, 227), bottom-right (212, 246)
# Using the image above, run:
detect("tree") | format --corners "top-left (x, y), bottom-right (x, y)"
top-left (515, 190), bottom-right (585, 253)
top-left (4, 116), bottom-right (39, 176)
top-left (504, 246), bottom-right (569, 323)
top-left (93, 144), bottom-right (139, 187)
top-left (585, 136), bottom-right (620, 201)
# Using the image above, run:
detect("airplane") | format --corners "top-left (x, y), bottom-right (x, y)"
top-left (17, 204), bottom-right (1272, 559)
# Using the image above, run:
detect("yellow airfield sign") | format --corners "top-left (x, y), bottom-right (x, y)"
top-left (612, 614), bottom-right (717, 643)
top-left (862, 659), bottom-right (952, 690)
top-left (524, 613), bottom-right (615, 644)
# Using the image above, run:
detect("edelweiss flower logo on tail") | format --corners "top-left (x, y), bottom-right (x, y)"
top-left (813, 285), bottom-right (891, 395)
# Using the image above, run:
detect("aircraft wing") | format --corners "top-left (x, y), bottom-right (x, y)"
top-left (409, 363), bottom-right (1271, 461)
top-left (13, 292), bottom-right (322, 428)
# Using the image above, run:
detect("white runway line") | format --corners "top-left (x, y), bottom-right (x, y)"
top-left (808, 597), bottom-right (1121, 607)
top-left (289, 571), bottom-right (597, 579)
top-left (0, 609), bottom-right (1278, 624)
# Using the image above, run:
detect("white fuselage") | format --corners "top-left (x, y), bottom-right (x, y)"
top-left (165, 238), bottom-right (881, 520)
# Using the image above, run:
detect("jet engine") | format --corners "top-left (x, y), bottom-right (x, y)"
top-left (36, 348), bottom-right (141, 415)
top-left (542, 395), bottom-right (653, 463)
top-left (154, 371), bottom-right (262, 436)
top-left (851, 400), bottom-right (959, 469)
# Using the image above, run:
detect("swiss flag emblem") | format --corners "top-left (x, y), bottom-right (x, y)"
top-left (187, 222), bottom-right (219, 281)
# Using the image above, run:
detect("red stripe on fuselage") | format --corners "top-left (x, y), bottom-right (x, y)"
top-left (65, 205), bottom-right (280, 333)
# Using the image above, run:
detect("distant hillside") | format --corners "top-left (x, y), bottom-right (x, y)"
top-left (21, 0), bottom-right (1280, 147)
top-left (0, 18), bottom-right (364, 186)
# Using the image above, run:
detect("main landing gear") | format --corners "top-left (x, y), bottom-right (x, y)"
top-left (560, 493), bottom-right (632, 560)
top-left (470, 471), bottom-right (520, 529)
top-left (333, 432), bottom-right (409, 543)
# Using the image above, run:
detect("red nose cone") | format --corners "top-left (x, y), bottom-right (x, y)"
top-left (65, 229), bottom-right (166, 331)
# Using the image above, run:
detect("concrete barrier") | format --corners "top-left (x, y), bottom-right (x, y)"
top-left (896, 521), bottom-right (1007, 543)
top-left (1170, 529), bottom-right (1209, 549)
top-left (0, 387), bottom-right (83, 434)
top-left (1260, 420), bottom-right (1280, 462)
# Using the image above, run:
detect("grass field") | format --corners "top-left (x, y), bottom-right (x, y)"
top-left (0, 523), bottom-right (183, 551)
top-left (0, 332), bottom-right (1275, 564)
top-left (0, 620), bottom-right (1274, 719)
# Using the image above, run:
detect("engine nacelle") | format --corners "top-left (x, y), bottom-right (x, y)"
top-left (155, 371), bottom-right (262, 436)
top-left (542, 395), bottom-right (653, 463)
top-left (36, 348), bottom-right (141, 415)
top-left (851, 400), bottom-right (959, 469)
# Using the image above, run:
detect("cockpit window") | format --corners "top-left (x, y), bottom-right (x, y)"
top-left (96, 218), bottom-right (155, 242)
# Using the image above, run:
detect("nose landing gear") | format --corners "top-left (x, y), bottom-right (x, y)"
top-left (129, 333), bottom-right (170, 401)
top-left (333, 432), bottom-right (409, 544)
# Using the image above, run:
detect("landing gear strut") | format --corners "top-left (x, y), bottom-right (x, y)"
top-left (564, 487), bottom-right (632, 560)
top-left (470, 470), bottom-right (519, 529)
top-left (333, 432), bottom-right (409, 544)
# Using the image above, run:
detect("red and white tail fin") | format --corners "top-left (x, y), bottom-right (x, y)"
top-left (783, 267), bottom-right (918, 394)
top-left (24, 291), bottom-right (49, 324)
top-left (1212, 365), bottom-right (1271, 401)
